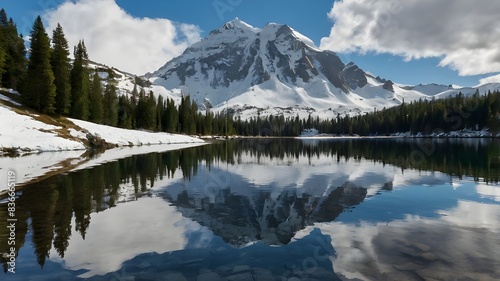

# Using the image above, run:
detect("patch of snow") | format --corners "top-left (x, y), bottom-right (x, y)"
top-left (0, 104), bottom-right (86, 153)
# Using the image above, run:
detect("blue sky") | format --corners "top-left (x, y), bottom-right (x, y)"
top-left (2, 0), bottom-right (499, 86)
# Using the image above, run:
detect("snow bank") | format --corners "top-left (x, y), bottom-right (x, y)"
top-left (0, 105), bottom-right (85, 153)
top-left (0, 101), bottom-right (203, 155)
top-left (69, 118), bottom-right (203, 146)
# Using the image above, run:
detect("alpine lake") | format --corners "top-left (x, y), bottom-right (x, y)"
top-left (1, 138), bottom-right (500, 281)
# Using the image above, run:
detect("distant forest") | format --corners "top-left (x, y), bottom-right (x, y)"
top-left (2, 9), bottom-right (499, 137)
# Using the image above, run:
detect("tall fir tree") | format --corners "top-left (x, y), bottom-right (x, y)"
top-left (103, 83), bottom-right (118, 126)
top-left (146, 91), bottom-right (157, 130)
top-left (130, 82), bottom-right (138, 128)
top-left (165, 98), bottom-right (179, 133)
top-left (0, 29), bottom-right (5, 86)
top-left (118, 95), bottom-right (133, 129)
top-left (70, 40), bottom-right (90, 120)
top-left (23, 16), bottom-right (56, 114)
top-left (0, 9), bottom-right (27, 89)
top-left (135, 88), bottom-right (147, 129)
top-left (50, 23), bottom-right (71, 115)
top-left (89, 69), bottom-right (103, 123)
top-left (179, 95), bottom-right (196, 134)
top-left (156, 95), bottom-right (164, 131)
top-left (0, 9), bottom-right (8, 87)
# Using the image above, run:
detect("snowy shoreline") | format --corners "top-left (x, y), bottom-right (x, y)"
top-left (0, 100), bottom-right (204, 156)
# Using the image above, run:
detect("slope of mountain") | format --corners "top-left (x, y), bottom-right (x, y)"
top-left (148, 18), bottom-right (500, 120)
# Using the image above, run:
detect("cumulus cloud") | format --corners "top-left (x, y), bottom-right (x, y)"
top-left (44, 0), bottom-right (202, 74)
top-left (320, 0), bottom-right (500, 76)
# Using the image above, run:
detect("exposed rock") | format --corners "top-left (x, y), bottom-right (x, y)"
top-left (383, 80), bottom-right (395, 92)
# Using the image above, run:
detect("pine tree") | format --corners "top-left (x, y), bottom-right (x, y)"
top-left (0, 33), bottom-right (5, 86)
top-left (130, 82), bottom-right (138, 128)
top-left (135, 88), bottom-right (147, 129)
top-left (70, 40), bottom-right (90, 120)
top-left (23, 16), bottom-right (56, 114)
top-left (0, 10), bottom-right (6, 85)
top-left (164, 98), bottom-right (178, 133)
top-left (179, 95), bottom-right (196, 134)
top-left (89, 69), bottom-right (103, 123)
top-left (0, 9), bottom-right (27, 89)
top-left (103, 83), bottom-right (118, 126)
top-left (118, 95), bottom-right (133, 129)
top-left (204, 110), bottom-right (213, 135)
top-left (146, 91), bottom-right (157, 130)
top-left (51, 23), bottom-right (71, 115)
top-left (156, 95), bottom-right (164, 131)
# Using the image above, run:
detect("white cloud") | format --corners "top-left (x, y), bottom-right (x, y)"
top-left (320, 0), bottom-right (500, 76)
top-left (478, 73), bottom-right (500, 86)
top-left (44, 0), bottom-right (202, 75)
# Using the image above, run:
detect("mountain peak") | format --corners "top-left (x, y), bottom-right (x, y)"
top-left (221, 17), bottom-right (260, 33)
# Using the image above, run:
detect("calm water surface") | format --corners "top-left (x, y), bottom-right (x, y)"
top-left (1, 138), bottom-right (500, 280)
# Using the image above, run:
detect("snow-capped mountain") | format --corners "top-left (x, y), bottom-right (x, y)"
top-left (148, 18), bottom-right (500, 120)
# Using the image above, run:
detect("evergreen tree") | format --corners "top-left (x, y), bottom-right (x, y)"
top-left (156, 95), bottom-right (164, 131)
top-left (179, 95), bottom-right (196, 134)
top-left (118, 95), bottom-right (133, 129)
top-left (134, 90), bottom-right (156, 130)
top-left (135, 88), bottom-right (148, 129)
top-left (130, 82), bottom-right (138, 128)
top-left (164, 98), bottom-right (178, 133)
top-left (204, 110), bottom-right (213, 135)
top-left (0, 9), bottom-right (27, 89)
top-left (50, 23), bottom-right (71, 115)
top-left (23, 16), bottom-right (56, 114)
top-left (146, 91), bottom-right (157, 130)
top-left (89, 69), bottom-right (103, 123)
top-left (0, 34), bottom-right (5, 86)
top-left (103, 83), bottom-right (118, 126)
top-left (70, 40), bottom-right (90, 120)
top-left (0, 10), bottom-right (5, 85)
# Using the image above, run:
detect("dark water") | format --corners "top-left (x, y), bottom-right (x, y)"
top-left (1, 138), bottom-right (500, 280)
